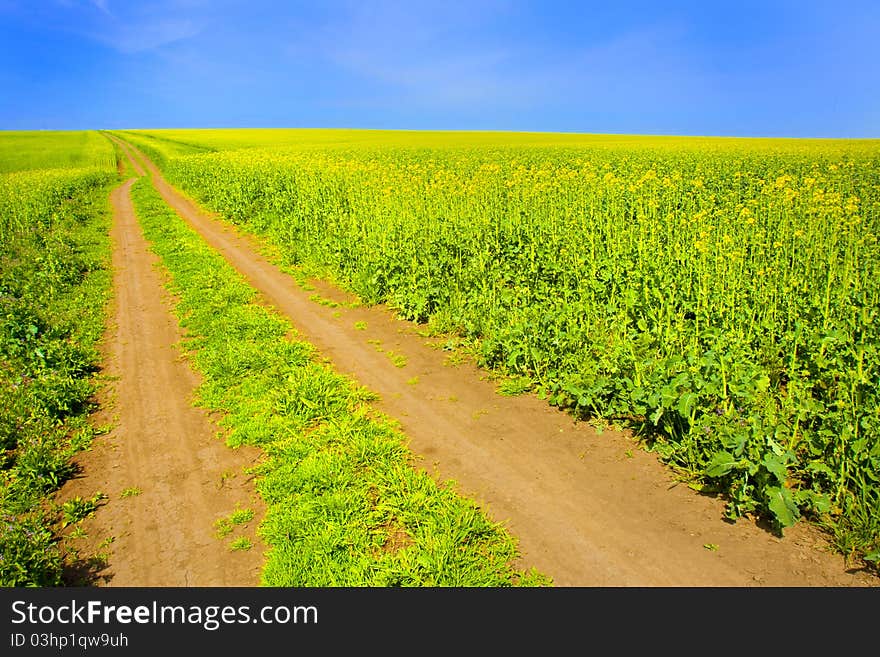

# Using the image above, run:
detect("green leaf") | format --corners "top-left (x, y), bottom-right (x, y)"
top-left (806, 461), bottom-right (835, 478)
top-left (798, 490), bottom-right (831, 514)
top-left (676, 392), bottom-right (698, 419)
top-left (864, 550), bottom-right (880, 563)
top-left (766, 436), bottom-right (785, 456)
top-left (766, 486), bottom-right (799, 528)
top-left (705, 451), bottom-right (737, 477)
top-left (754, 373), bottom-right (770, 394)
top-left (762, 453), bottom-right (788, 484)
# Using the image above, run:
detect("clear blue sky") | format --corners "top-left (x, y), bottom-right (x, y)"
top-left (1, 0), bottom-right (878, 137)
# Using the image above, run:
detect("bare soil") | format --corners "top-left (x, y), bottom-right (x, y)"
top-left (58, 177), bottom-right (265, 586)
top-left (113, 138), bottom-right (877, 587)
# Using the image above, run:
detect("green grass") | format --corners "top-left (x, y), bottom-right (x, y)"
top-left (60, 493), bottom-right (106, 528)
top-left (0, 131), bottom-right (116, 174)
top-left (130, 177), bottom-right (549, 587)
top-left (229, 537), bottom-right (253, 552)
top-left (496, 375), bottom-right (533, 396)
top-left (229, 508), bottom-right (254, 524)
top-left (387, 351), bottom-right (408, 368)
top-left (0, 173), bottom-right (116, 586)
top-left (214, 507), bottom-right (255, 539)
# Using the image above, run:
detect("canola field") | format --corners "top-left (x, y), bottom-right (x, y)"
top-left (118, 129), bottom-right (880, 564)
top-left (0, 130), bottom-right (117, 238)
top-left (0, 130), bottom-right (116, 174)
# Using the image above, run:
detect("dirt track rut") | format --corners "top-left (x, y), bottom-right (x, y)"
top-left (60, 175), bottom-right (264, 586)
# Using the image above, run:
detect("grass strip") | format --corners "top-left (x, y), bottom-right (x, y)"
top-left (130, 177), bottom-right (548, 586)
top-left (0, 174), bottom-right (116, 586)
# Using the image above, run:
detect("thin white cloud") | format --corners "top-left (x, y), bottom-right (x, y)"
top-left (95, 18), bottom-right (201, 54)
top-left (293, 0), bottom-right (525, 108)
top-left (35, 0), bottom-right (205, 53)
top-left (52, 0), bottom-right (109, 12)
top-left (293, 4), bottom-right (701, 114)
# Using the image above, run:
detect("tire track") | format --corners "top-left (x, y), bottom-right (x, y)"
top-left (61, 177), bottom-right (265, 586)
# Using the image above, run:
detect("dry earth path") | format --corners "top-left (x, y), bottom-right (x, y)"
top-left (111, 136), bottom-right (877, 587)
top-left (59, 172), bottom-right (265, 586)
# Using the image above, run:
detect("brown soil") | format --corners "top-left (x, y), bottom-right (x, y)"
top-left (112, 137), bottom-right (877, 587)
top-left (58, 177), bottom-right (265, 586)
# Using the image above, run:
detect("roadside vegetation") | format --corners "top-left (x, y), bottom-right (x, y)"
top-left (0, 130), bottom-right (116, 174)
top-left (0, 132), bottom-right (117, 585)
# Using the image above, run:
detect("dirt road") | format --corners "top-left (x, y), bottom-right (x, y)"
top-left (60, 176), bottom-right (265, 586)
top-left (110, 136), bottom-right (876, 586)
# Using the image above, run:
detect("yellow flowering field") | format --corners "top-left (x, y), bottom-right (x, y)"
top-left (121, 128), bottom-right (880, 565)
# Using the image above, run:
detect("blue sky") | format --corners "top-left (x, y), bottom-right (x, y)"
top-left (0, 0), bottom-right (877, 137)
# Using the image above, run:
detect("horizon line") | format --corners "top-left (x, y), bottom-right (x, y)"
top-left (1, 126), bottom-right (878, 141)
